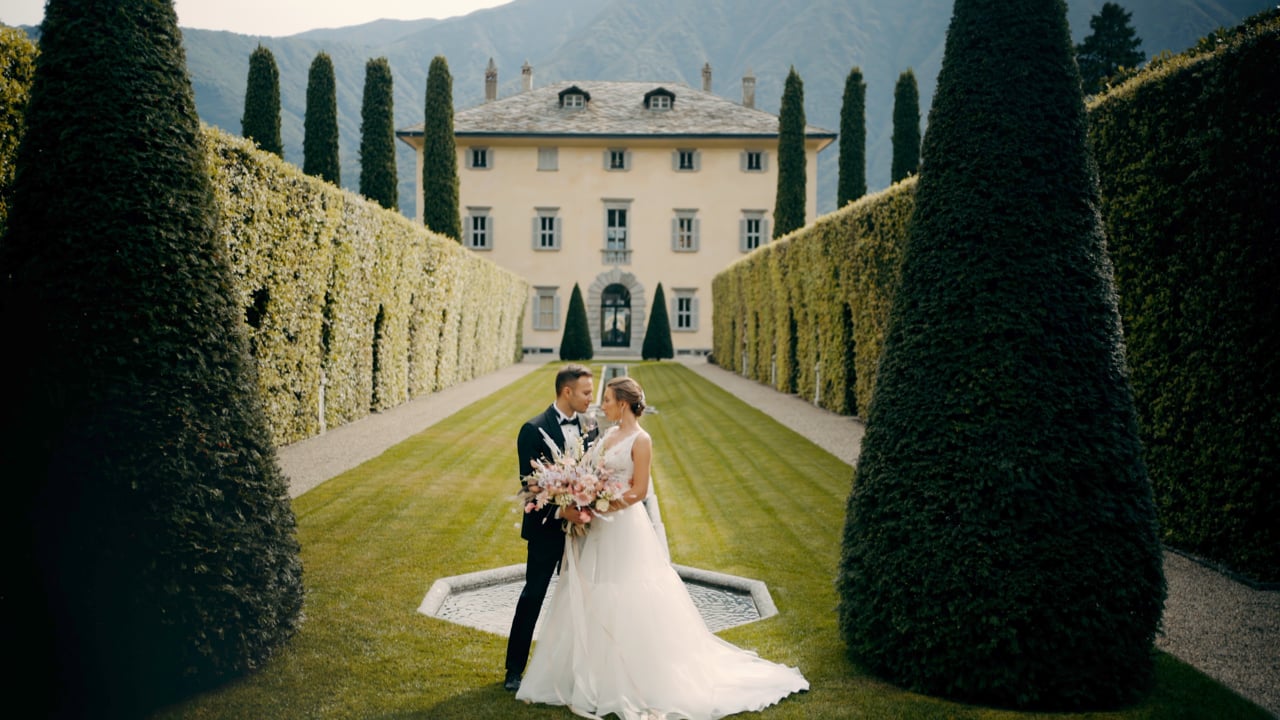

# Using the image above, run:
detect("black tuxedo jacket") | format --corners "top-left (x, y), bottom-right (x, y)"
top-left (518, 405), bottom-right (599, 543)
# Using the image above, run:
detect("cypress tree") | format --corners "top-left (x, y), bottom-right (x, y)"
top-left (773, 66), bottom-right (806, 238)
top-left (837, 66), bottom-right (867, 207)
top-left (242, 44), bottom-right (282, 157)
top-left (1, 0), bottom-right (303, 713)
top-left (360, 57), bottom-right (398, 210)
top-left (641, 283), bottom-right (674, 361)
top-left (1076, 2), bottom-right (1145, 94)
top-left (890, 69), bottom-right (920, 183)
top-left (559, 283), bottom-right (593, 361)
top-left (422, 55), bottom-right (461, 240)
top-left (303, 51), bottom-right (340, 185)
top-left (837, 0), bottom-right (1164, 710)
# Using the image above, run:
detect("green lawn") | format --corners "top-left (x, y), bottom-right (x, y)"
top-left (155, 363), bottom-right (1269, 719)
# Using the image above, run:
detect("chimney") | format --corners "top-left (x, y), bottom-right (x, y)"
top-left (702, 62), bottom-right (712, 92)
top-left (485, 58), bottom-right (498, 102)
top-left (521, 60), bottom-right (533, 92)
top-left (742, 67), bottom-right (756, 109)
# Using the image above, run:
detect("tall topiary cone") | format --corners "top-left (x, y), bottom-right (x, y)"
top-left (422, 55), bottom-right (461, 240)
top-left (641, 283), bottom-right (674, 361)
top-left (559, 283), bottom-right (593, 361)
top-left (772, 66), bottom-right (806, 238)
top-left (836, 0), bottom-right (1165, 710)
top-left (0, 0), bottom-right (303, 714)
top-left (242, 44), bottom-right (283, 157)
top-left (360, 57), bottom-right (398, 210)
top-left (890, 68), bottom-right (920, 183)
top-left (837, 66), bottom-right (867, 207)
top-left (303, 51), bottom-right (340, 185)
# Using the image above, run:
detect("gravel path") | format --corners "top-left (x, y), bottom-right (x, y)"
top-left (277, 354), bottom-right (1278, 716)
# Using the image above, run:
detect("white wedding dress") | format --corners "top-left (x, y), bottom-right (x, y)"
top-left (516, 427), bottom-right (808, 719)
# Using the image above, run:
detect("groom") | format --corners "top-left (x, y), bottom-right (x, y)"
top-left (504, 363), bottom-right (598, 692)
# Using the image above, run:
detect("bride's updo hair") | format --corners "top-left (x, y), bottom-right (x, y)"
top-left (607, 376), bottom-right (646, 416)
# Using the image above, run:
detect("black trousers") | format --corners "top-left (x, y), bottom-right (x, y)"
top-left (505, 535), bottom-right (563, 676)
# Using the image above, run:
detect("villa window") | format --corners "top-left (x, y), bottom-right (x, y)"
top-left (603, 200), bottom-right (632, 265)
top-left (465, 207), bottom-right (492, 250)
top-left (538, 147), bottom-right (558, 171)
top-left (673, 288), bottom-right (699, 332)
top-left (673, 149), bottom-right (700, 172)
top-left (740, 211), bottom-right (769, 252)
top-left (742, 150), bottom-right (768, 172)
top-left (533, 208), bottom-right (561, 251)
top-left (532, 287), bottom-right (560, 331)
top-left (562, 93), bottom-right (585, 108)
top-left (466, 147), bottom-right (491, 170)
top-left (671, 210), bottom-right (700, 252)
top-left (605, 148), bottom-right (631, 171)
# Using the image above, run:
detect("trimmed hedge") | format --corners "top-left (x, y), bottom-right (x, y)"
top-left (1088, 10), bottom-right (1280, 582)
top-left (642, 282), bottom-right (674, 360)
top-left (713, 178), bottom-right (916, 416)
top-left (0, 26), bottom-right (37, 239)
top-left (207, 128), bottom-right (527, 445)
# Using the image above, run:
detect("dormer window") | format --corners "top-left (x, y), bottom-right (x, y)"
top-left (644, 87), bottom-right (676, 110)
top-left (558, 85), bottom-right (590, 108)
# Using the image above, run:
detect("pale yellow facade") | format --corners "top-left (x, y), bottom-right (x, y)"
top-left (400, 79), bottom-right (833, 356)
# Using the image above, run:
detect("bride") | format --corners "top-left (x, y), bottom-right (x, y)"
top-left (516, 376), bottom-right (808, 719)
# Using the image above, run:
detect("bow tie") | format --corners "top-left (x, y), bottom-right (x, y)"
top-left (560, 417), bottom-right (579, 427)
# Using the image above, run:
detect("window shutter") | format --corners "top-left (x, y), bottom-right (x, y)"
top-left (761, 151), bottom-right (769, 172)
top-left (691, 296), bottom-right (701, 331)
top-left (739, 218), bottom-right (748, 252)
top-left (531, 217), bottom-right (539, 249)
top-left (487, 215), bottom-right (494, 248)
top-left (762, 218), bottom-right (771, 243)
top-left (693, 218), bottom-right (701, 250)
top-left (464, 151), bottom-right (473, 170)
top-left (554, 295), bottom-right (562, 330)
top-left (603, 150), bottom-right (611, 170)
top-left (487, 149), bottom-right (494, 169)
top-left (671, 217), bottom-right (678, 251)
top-left (624, 150), bottom-right (631, 170)
top-left (553, 217), bottom-right (562, 249)
top-left (693, 151), bottom-right (701, 172)
top-left (740, 151), bottom-right (747, 172)
top-left (672, 150), bottom-right (679, 171)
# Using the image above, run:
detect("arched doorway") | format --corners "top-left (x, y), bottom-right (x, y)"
top-left (600, 283), bottom-right (631, 347)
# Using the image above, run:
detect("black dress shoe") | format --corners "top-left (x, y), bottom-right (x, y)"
top-left (503, 673), bottom-right (521, 692)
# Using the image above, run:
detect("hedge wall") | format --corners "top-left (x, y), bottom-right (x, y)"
top-left (1088, 11), bottom-right (1280, 582)
top-left (207, 128), bottom-right (527, 446)
top-left (712, 177), bottom-right (915, 416)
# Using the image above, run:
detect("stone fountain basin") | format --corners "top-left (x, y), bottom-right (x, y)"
top-left (419, 563), bottom-right (777, 636)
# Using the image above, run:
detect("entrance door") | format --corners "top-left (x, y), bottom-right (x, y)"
top-left (600, 283), bottom-right (631, 347)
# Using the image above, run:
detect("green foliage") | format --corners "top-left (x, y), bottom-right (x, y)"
top-left (0, 2), bottom-right (302, 712)
top-left (1076, 2), bottom-right (1145, 95)
top-left (714, 180), bottom-right (915, 415)
top-left (303, 51), bottom-right (340, 185)
top-left (206, 128), bottom-right (528, 445)
top-left (837, 66), bottom-right (867, 208)
top-left (1088, 10), bottom-right (1280, 583)
top-left (560, 283), bottom-right (593, 361)
top-left (890, 68), bottom-right (920, 183)
top-left (773, 66), bottom-right (806, 238)
top-left (642, 282), bottom-right (674, 361)
top-left (422, 55), bottom-right (461, 240)
top-left (839, 0), bottom-right (1164, 709)
top-left (359, 57), bottom-right (397, 210)
top-left (0, 25), bottom-right (37, 238)
top-left (242, 44), bottom-right (282, 157)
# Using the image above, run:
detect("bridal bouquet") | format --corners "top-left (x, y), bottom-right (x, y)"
top-left (521, 429), bottom-right (627, 537)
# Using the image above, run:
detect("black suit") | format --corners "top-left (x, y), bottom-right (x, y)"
top-left (505, 405), bottom-right (598, 678)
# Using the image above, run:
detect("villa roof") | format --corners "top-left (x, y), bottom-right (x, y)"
top-left (396, 80), bottom-right (836, 141)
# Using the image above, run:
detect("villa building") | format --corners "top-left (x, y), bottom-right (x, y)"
top-left (397, 62), bottom-right (835, 356)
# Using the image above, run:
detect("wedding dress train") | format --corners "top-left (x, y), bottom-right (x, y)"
top-left (516, 428), bottom-right (808, 719)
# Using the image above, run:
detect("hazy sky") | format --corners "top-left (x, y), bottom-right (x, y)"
top-left (2, 1), bottom-right (514, 36)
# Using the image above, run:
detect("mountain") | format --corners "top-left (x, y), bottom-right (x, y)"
top-left (30, 0), bottom-right (1269, 217)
